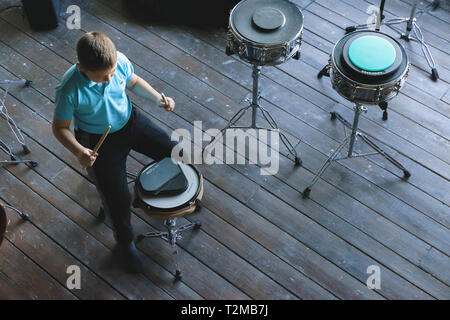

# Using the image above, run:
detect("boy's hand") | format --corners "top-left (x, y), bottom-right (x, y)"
top-left (161, 93), bottom-right (175, 112)
top-left (77, 147), bottom-right (99, 169)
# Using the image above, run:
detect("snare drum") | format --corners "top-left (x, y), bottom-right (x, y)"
top-left (226, 0), bottom-right (303, 66)
top-left (133, 161), bottom-right (204, 219)
top-left (329, 30), bottom-right (409, 105)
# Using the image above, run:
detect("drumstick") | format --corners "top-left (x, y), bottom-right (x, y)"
top-left (83, 125), bottom-right (111, 170)
top-left (161, 92), bottom-right (169, 107)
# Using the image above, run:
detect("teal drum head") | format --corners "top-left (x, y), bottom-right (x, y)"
top-left (348, 35), bottom-right (396, 72)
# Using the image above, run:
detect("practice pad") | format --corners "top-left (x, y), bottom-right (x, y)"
top-left (138, 163), bottom-right (200, 210)
top-left (231, 0), bottom-right (303, 44)
top-left (348, 36), bottom-right (396, 72)
top-left (137, 158), bottom-right (188, 196)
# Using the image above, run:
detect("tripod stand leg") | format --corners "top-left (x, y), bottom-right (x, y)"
top-left (202, 104), bottom-right (251, 158)
top-left (431, 68), bottom-right (439, 81)
top-left (3, 204), bottom-right (31, 221)
top-left (279, 131), bottom-right (302, 166)
top-left (259, 107), bottom-right (302, 167)
top-left (302, 136), bottom-right (350, 198)
top-left (359, 134), bottom-right (411, 179)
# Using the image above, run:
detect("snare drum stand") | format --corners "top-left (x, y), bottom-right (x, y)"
top-left (302, 104), bottom-right (411, 198)
top-left (205, 64), bottom-right (302, 167)
top-left (0, 79), bottom-right (37, 168)
top-left (345, 0), bottom-right (440, 81)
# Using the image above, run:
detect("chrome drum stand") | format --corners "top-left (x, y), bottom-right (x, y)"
top-left (302, 104), bottom-right (410, 198)
top-left (206, 64), bottom-right (302, 167)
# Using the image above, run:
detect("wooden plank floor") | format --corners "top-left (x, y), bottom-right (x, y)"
top-left (0, 0), bottom-right (449, 299)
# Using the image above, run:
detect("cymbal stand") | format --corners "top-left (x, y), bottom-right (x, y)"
top-left (345, 0), bottom-right (440, 81)
top-left (0, 79), bottom-right (37, 168)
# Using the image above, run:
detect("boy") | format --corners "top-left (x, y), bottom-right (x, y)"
top-left (52, 31), bottom-right (176, 273)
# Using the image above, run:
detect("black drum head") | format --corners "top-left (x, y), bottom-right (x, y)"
top-left (230, 0), bottom-right (303, 44)
top-left (333, 30), bottom-right (408, 85)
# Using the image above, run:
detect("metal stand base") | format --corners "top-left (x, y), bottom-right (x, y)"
top-left (136, 218), bottom-right (201, 281)
top-left (0, 79), bottom-right (37, 168)
top-left (302, 104), bottom-right (410, 198)
top-left (2, 203), bottom-right (31, 221)
top-left (204, 65), bottom-right (302, 167)
top-left (345, 0), bottom-right (439, 81)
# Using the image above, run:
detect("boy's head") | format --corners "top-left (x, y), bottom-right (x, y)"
top-left (76, 31), bottom-right (117, 83)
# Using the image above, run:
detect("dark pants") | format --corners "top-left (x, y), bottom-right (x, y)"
top-left (75, 107), bottom-right (176, 244)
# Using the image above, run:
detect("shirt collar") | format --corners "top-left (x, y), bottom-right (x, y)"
top-left (76, 66), bottom-right (100, 88)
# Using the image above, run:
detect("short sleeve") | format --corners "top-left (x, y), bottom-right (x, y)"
top-left (54, 90), bottom-right (75, 121)
top-left (117, 51), bottom-right (134, 83)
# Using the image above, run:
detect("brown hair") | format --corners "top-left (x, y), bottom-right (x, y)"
top-left (76, 31), bottom-right (117, 71)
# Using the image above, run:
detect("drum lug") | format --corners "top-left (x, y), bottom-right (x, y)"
top-left (239, 43), bottom-right (246, 58)
top-left (261, 46), bottom-right (267, 63)
top-left (281, 43), bottom-right (288, 60)
top-left (351, 84), bottom-right (357, 101)
top-left (376, 86), bottom-right (382, 102)
top-left (226, 30), bottom-right (234, 56)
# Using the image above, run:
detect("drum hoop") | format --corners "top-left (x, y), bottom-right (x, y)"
top-left (330, 31), bottom-right (409, 89)
top-left (228, 6), bottom-right (304, 47)
top-left (140, 177), bottom-right (204, 219)
top-left (135, 162), bottom-right (203, 212)
top-left (330, 49), bottom-right (409, 89)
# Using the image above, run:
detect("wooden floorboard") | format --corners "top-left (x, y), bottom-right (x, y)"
top-left (0, 0), bottom-right (449, 299)
top-left (0, 239), bottom-right (77, 299)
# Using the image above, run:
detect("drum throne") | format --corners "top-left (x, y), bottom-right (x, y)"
top-left (129, 161), bottom-right (203, 281)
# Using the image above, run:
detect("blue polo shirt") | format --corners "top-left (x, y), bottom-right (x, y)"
top-left (54, 51), bottom-right (134, 134)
